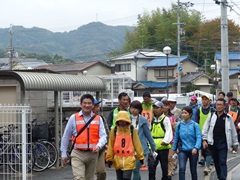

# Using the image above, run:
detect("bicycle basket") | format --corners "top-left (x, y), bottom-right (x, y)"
top-left (32, 123), bottom-right (49, 140)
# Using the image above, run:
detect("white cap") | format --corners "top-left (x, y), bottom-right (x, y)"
top-left (168, 96), bottom-right (177, 102)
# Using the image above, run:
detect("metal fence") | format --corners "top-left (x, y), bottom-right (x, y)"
top-left (0, 105), bottom-right (32, 180)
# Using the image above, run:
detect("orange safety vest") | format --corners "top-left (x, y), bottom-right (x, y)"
top-left (142, 109), bottom-right (153, 125)
top-left (113, 133), bottom-right (134, 157)
top-left (73, 113), bottom-right (100, 150)
top-left (228, 110), bottom-right (238, 122)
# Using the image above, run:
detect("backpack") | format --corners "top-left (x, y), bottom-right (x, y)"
top-left (114, 124), bottom-right (134, 140)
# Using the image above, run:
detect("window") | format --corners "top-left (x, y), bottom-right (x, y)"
top-left (154, 69), bottom-right (174, 78)
top-left (115, 64), bottom-right (131, 72)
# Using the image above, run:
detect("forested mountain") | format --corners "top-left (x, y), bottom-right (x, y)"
top-left (0, 22), bottom-right (134, 61)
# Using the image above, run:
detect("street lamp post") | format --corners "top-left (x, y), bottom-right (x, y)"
top-left (163, 46), bottom-right (171, 98)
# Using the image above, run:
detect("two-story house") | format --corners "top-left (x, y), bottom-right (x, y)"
top-left (215, 52), bottom-right (240, 91)
top-left (108, 49), bottom-right (166, 81)
top-left (141, 55), bottom-right (201, 93)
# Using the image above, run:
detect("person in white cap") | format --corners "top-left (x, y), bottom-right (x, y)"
top-left (149, 101), bottom-right (173, 180)
top-left (167, 96), bottom-right (181, 121)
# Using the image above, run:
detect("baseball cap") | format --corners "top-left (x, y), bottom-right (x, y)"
top-left (94, 99), bottom-right (102, 105)
top-left (167, 96), bottom-right (177, 102)
top-left (153, 101), bottom-right (164, 108)
top-left (190, 95), bottom-right (197, 101)
top-left (201, 94), bottom-right (210, 100)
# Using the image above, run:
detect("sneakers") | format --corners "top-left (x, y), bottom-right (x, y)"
top-left (198, 159), bottom-right (205, 166)
top-left (140, 166), bottom-right (148, 171)
top-left (232, 150), bottom-right (237, 154)
top-left (204, 167), bottom-right (210, 175)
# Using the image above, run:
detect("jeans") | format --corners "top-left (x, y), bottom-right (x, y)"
top-left (116, 170), bottom-right (132, 180)
top-left (148, 149), bottom-right (169, 180)
top-left (178, 150), bottom-right (199, 180)
top-left (132, 159), bottom-right (141, 180)
top-left (208, 138), bottom-right (228, 180)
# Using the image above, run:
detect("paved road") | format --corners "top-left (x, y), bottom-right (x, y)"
top-left (29, 151), bottom-right (240, 180)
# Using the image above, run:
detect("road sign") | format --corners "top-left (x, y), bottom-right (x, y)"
top-left (178, 66), bottom-right (183, 72)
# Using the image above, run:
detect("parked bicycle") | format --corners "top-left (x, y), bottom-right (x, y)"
top-left (0, 124), bottom-right (33, 173)
top-left (31, 118), bottom-right (58, 170)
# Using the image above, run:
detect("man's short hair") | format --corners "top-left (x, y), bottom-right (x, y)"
top-left (218, 91), bottom-right (225, 97)
top-left (80, 94), bottom-right (94, 104)
top-left (118, 92), bottom-right (128, 100)
top-left (216, 98), bottom-right (226, 105)
top-left (230, 98), bottom-right (238, 102)
top-left (142, 91), bottom-right (151, 98)
top-left (227, 92), bottom-right (233, 97)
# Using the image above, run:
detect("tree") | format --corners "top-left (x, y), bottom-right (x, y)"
top-left (121, 5), bottom-right (240, 68)
top-left (122, 4), bottom-right (202, 56)
top-left (186, 18), bottom-right (240, 65)
top-left (182, 84), bottom-right (199, 93)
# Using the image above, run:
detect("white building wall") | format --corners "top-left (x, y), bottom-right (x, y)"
top-left (112, 59), bottom-right (151, 81)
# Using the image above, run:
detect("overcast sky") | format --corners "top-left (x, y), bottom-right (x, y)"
top-left (0, 0), bottom-right (239, 32)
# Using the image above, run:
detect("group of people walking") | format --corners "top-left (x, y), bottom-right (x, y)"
top-left (60, 91), bottom-right (239, 180)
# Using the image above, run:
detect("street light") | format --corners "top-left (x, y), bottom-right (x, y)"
top-left (163, 46), bottom-right (171, 98)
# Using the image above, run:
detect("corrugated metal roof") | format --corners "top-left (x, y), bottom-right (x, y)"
top-left (0, 71), bottom-right (105, 91)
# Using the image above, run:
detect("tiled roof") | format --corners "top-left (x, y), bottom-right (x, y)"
top-left (37, 61), bottom-right (105, 72)
top-left (215, 52), bottom-right (240, 60)
top-left (228, 68), bottom-right (240, 76)
top-left (174, 71), bottom-right (205, 83)
top-left (143, 56), bottom-right (188, 68)
top-left (134, 80), bottom-right (172, 88)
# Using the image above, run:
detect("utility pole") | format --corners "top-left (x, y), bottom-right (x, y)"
top-left (8, 25), bottom-right (14, 70)
top-left (220, 0), bottom-right (229, 93)
top-left (175, 0), bottom-right (193, 94)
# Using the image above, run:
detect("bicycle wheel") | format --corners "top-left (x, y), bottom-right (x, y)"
top-left (8, 144), bottom-right (34, 173)
top-left (32, 142), bottom-right (50, 172)
top-left (39, 140), bottom-right (58, 168)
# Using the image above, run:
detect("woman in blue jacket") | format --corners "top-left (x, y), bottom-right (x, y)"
top-left (172, 106), bottom-right (202, 180)
top-left (130, 100), bottom-right (156, 180)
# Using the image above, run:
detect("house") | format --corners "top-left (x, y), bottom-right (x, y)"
top-left (142, 55), bottom-right (199, 93)
top-left (229, 72), bottom-right (240, 99)
top-left (37, 61), bottom-right (111, 75)
top-left (108, 49), bottom-right (166, 81)
top-left (173, 71), bottom-right (213, 93)
top-left (215, 52), bottom-right (240, 91)
top-left (215, 52), bottom-right (240, 76)
top-left (0, 58), bottom-right (49, 70)
top-left (133, 81), bottom-right (169, 96)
